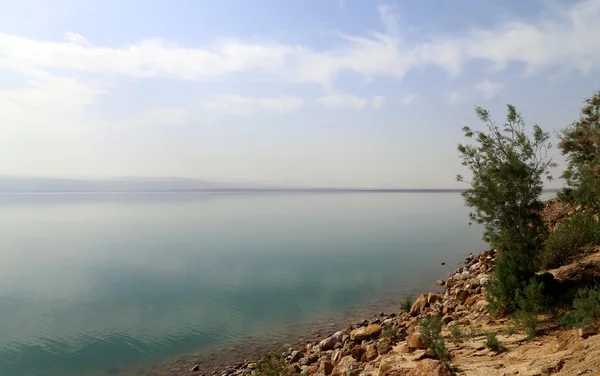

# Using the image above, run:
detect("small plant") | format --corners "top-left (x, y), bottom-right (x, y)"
top-left (419, 315), bottom-right (451, 361)
top-left (560, 285), bottom-right (600, 330)
top-left (256, 350), bottom-right (291, 376)
top-left (400, 296), bottom-right (413, 312)
top-left (484, 331), bottom-right (506, 353)
top-left (449, 325), bottom-right (465, 344)
top-left (381, 325), bottom-right (400, 340)
top-left (513, 277), bottom-right (551, 338)
top-left (468, 325), bottom-right (483, 339)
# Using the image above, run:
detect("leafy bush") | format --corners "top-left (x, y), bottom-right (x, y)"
top-left (484, 331), bottom-right (506, 353)
top-left (485, 254), bottom-right (536, 317)
top-left (419, 315), bottom-right (451, 361)
top-left (381, 325), bottom-right (400, 341)
top-left (540, 213), bottom-right (600, 268)
top-left (256, 350), bottom-right (291, 376)
top-left (400, 296), bottom-right (413, 312)
top-left (457, 104), bottom-right (555, 316)
top-left (560, 286), bottom-right (600, 330)
top-left (558, 91), bottom-right (600, 212)
top-left (513, 277), bottom-right (551, 338)
top-left (449, 325), bottom-right (465, 344)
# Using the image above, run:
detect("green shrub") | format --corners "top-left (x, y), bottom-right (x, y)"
top-left (400, 296), bottom-right (413, 312)
top-left (449, 325), bottom-right (465, 344)
top-left (256, 350), bottom-right (291, 376)
top-left (541, 213), bottom-right (600, 269)
top-left (419, 315), bottom-right (451, 361)
top-left (484, 331), bottom-right (506, 353)
top-left (560, 285), bottom-right (600, 330)
top-left (514, 310), bottom-right (539, 339)
top-left (381, 325), bottom-right (400, 340)
top-left (485, 253), bottom-right (536, 317)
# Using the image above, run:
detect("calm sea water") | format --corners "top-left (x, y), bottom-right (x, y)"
top-left (0, 192), bottom-right (486, 376)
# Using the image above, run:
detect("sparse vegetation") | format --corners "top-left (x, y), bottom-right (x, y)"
top-left (419, 315), bottom-right (451, 361)
top-left (540, 213), bottom-right (600, 269)
top-left (256, 350), bottom-right (291, 376)
top-left (381, 325), bottom-right (400, 341)
top-left (449, 325), bottom-right (465, 344)
top-left (560, 285), bottom-right (600, 331)
top-left (400, 296), bottom-right (413, 312)
top-left (484, 331), bottom-right (506, 353)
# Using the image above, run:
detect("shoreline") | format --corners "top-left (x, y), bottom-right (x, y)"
top-left (132, 251), bottom-right (485, 376)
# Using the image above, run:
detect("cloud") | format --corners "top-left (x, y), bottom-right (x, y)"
top-left (0, 0), bottom-right (599, 91)
top-left (445, 91), bottom-right (467, 105)
top-left (474, 79), bottom-right (504, 99)
top-left (371, 95), bottom-right (385, 109)
top-left (318, 94), bottom-right (368, 110)
top-left (399, 93), bottom-right (419, 105)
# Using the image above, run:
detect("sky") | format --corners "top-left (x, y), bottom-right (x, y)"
top-left (1, 0), bottom-right (599, 188)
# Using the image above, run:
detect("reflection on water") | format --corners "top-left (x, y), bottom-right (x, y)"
top-left (0, 192), bottom-right (485, 376)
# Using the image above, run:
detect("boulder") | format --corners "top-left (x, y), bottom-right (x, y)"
top-left (406, 332), bottom-right (426, 350)
top-left (435, 280), bottom-right (446, 286)
top-left (441, 315), bottom-right (454, 325)
top-left (377, 337), bottom-right (394, 355)
top-left (351, 345), bottom-right (365, 360)
top-left (362, 344), bottom-right (378, 362)
top-left (427, 293), bottom-right (443, 305)
top-left (318, 361), bottom-right (334, 376)
top-left (465, 296), bottom-right (478, 306)
top-left (456, 289), bottom-right (470, 303)
top-left (300, 354), bottom-right (320, 366)
top-left (408, 359), bottom-right (453, 376)
top-left (379, 354), bottom-right (412, 376)
top-left (290, 350), bottom-right (304, 363)
top-left (351, 325), bottom-right (382, 342)
top-left (287, 364), bottom-right (301, 374)
top-left (331, 356), bottom-right (362, 376)
top-left (409, 294), bottom-right (428, 316)
top-left (320, 330), bottom-right (349, 351)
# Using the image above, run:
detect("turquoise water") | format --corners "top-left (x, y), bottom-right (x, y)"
top-left (0, 192), bottom-right (486, 376)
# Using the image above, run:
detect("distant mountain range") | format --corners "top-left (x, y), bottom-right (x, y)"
top-left (0, 176), bottom-right (561, 193)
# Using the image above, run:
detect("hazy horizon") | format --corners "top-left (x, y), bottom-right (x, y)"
top-left (2, 0), bottom-right (598, 187)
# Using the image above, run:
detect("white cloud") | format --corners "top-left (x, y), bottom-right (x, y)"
top-left (445, 91), bottom-right (467, 105)
top-left (0, 0), bottom-right (598, 91)
top-left (371, 96), bottom-right (386, 109)
top-left (474, 79), bottom-right (504, 99)
top-left (318, 94), bottom-right (368, 110)
top-left (399, 93), bottom-right (419, 105)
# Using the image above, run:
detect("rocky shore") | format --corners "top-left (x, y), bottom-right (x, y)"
top-left (181, 249), bottom-right (497, 376)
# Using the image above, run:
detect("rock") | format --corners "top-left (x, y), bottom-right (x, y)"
top-left (351, 325), bottom-right (382, 342)
top-left (410, 294), bottom-right (428, 316)
top-left (379, 354), bottom-right (411, 376)
top-left (456, 289), bottom-right (470, 303)
top-left (479, 275), bottom-right (491, 286)
top-left (332, 349), bottom-right (343, 364)
top-left (287, 364), bottom-right (301, 374)
top-left (407, 332), bottom-right (426, 350)
top-left (318, 361), bottom-right (334, 376)
top-left (441, 262), bottom-right (446, 265)
top-left (300, 354), bottom-right (320, 366)
top-left (408, 359), bottom-right (453, 376)
top-left (579, 326), bottom-right (597, 339)
top-left (290, 350), bottom-right (304, 363)
top-left (435, 280), bottom-right (446, 286)
top-left (320, 330), bottom-right (349, 350)
top-left (362, 344), bottom-right (378, 362)
top-left (441, 315), bottom-right (454, 325)
top-left (427, 293), bottom-right (443, 305)
top-left (377, 337), bottom-right (394, 355)
top-left (351, 345), bottom-right (365, 360)
top-left (190, 364), bottom-right (200, 372)
top-left (465, 296), bottom-right (478, 306)
top-left (332, 356), bottom-right (362, 376)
